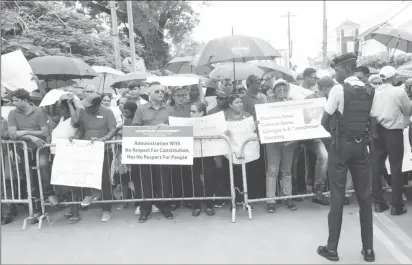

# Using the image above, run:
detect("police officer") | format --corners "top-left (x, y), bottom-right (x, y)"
top-left (317, 53), bottom-right (377, 262)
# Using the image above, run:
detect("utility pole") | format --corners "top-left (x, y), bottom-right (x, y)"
top-left (322, 0), bottom-right (328, 68)
top-left (281, 11), bottom-right (296, 69)
top-left (110, 1), bottom-right (121, 70)
top-left (126, 1), bottom-right (136, 72)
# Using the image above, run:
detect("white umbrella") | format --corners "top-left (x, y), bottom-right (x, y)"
top-left (92, 66), bottom-right (125, 76)
top-left (145, 75), bottom-right (199, 87)
top-left (39, 90), bottom-right (79, 107)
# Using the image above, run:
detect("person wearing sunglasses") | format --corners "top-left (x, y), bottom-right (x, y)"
top-left (302, 68), bottom-right (319, 92)
top-left (221, 78), bottom-right (235, 94)
top-left (131, 83), bottom-right (175, 223)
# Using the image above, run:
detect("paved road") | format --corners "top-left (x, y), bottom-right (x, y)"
top-left (2, 199), bottom-right (411, 264)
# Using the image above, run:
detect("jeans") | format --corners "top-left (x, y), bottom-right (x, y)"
top-left (305, 139), bottom-right (328, 193)
top-left (265, 142), bottom-right (296, 203)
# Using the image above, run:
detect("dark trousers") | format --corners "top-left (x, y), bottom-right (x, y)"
top-left (192, 157), bottom-right (215, 208)
top-left (137, 164), bottom-right (171, 213)
top-left (83, 151), bottom-right (113, 212)
top-left (327, 137), bottom-right (373, 251)
top-left (170, 165), bottom-right (193, 199)
top-left (371, 125), bottom-right (404, 207)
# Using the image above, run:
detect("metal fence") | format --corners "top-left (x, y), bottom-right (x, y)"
top-left (33, 135), bottom-right (237, 229)
top-left (238, 137), bottom-right (412, 220)
top-left (1, 141), bottom-right (38, 230)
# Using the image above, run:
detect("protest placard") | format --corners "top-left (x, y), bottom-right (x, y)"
top-left (1, 50), bottom-right (38, 92)
top-left (122, 126), bottom-right (193, 165)
top-left (225, 117), bottom-right (260, 164)
top-left (386, 127), bottom-right (412, 173)
top-left (169, 111), bottom-right (228, 157)
top-left (205, 96), bottom-right (217, 112)
top-left (51, 139), bottom-right (105, 190)
top-left (255, 98), bottom-right (330, 144)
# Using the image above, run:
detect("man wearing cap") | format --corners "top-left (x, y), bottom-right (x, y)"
top-left (131, 83), bottom-right (175, 223)
top-left (317, 53), bottom-right (376, 262)
top-left (72, 92), bottom-right (118, 222)
top-left (370, 65), bottom-right (411, 216)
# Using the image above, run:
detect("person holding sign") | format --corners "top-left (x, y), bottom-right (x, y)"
top-left (265, 79), bottom-right (298, 213)
top-left (317, 53), bottom-right (376, 262)
top-left (188, 101), bottom-right (216, 217)
top-left (70, 93), bottom-right (117, 223)
top-left (131, 83), bottom-right (174, 223)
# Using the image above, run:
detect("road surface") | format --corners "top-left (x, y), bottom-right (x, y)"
top-left (2, 198), bottom-right (412, 264)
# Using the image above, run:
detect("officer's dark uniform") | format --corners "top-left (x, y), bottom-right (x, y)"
top-left (317, 53), bottom-right (375, 262)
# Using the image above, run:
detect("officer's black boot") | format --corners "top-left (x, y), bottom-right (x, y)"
top-left (361, 249), bottom-right (375, 262)
top-left (374, 202), bottom-right (389, 213)
top-left (317, 246), bottom-right (339, 262)
top-left (390, 205), bottom-right (407, 216)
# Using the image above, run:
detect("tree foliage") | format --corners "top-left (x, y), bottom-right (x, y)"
top-left (357, 52), bottom-right (412, 69)
top-left (79, 1), bottom-right (201, 70)
top-left (0, 1), bottom-right (142, 69)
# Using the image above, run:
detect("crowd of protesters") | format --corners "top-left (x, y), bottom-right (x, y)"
top-left (1, 61), bottom-right (411, 227)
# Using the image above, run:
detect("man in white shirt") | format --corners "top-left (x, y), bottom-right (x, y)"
top-left (370, 66), bottom-right (411, 216)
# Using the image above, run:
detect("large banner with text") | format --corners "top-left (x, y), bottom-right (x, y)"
top-left (122, 126), bottom-right (193, 165)
top-left (255, 98), bottom-right (331, 144)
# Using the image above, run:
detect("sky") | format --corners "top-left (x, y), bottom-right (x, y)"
top-left (190, 1), bottom-right (412, 59)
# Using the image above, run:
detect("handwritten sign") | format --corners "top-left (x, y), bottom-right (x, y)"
top-left (169, 111), bottom-right (228, 157)
top-left (122, 126), bottom-right (193, 165)
top-left (225, 117), bottom-right (260, 164)
top-left (51, 139), bottom-right (105, 190)
top-left (256, 98), bottom-right (330, 144)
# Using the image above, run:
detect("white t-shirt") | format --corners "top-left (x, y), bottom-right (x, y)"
top-left (51, 117), bottom-right (78, 154)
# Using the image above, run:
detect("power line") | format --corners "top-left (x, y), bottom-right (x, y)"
top-left (378, 1), bottom-right (412, 28)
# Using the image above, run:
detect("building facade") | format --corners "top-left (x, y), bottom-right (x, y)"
top-left (335, 20), bottom-right (360, 55)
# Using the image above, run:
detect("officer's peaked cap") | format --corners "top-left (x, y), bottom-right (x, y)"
top-left (330, 53), bottom-right (357, 69)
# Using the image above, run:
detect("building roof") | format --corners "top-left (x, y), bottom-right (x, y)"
top-left (337, 20), bottom-right (360, 29)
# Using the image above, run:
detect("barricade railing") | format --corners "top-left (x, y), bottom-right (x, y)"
top-left (239, 137), bottom-right (412, 220)
top-left (35, 135), bottom-right (237, 229)
top-left (0, 140), bottom-right (37, 230)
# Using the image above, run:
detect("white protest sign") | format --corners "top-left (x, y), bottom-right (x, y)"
top-left (205, 96), bottom-right (217, 112)
top-left (225, 117), bottom-right (260, 164)
top-left (122, 126), bottom-right (193, 165)
top-left (1, 106), bottom-right (15, 121)
top-left (386, 127), bottom-right (412, 173)
top-left (1, 50), bottom-right (38, 92)
top-left (256, 98), bottom-right (330, 144)
top-left (169, 111), bottom-right (228, 157)
top-left (51, 140), bottom-right (105, 190)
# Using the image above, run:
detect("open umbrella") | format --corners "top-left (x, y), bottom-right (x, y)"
top-left (110, 71), bottom-right (156, 89)
top-left (364, 27), bottom-right (412, 53)
top-left (209, 63), bottom-right (265, 80)
top-left (166, 56), bottom-right (212, 75)
top-left (248, 61), bottom-right (296, 82)
top-left (92, 66), bottom-right (125, 76)
top-left (39, 80), bottom-right (76, 90)
top-left (174, 74), bottom-right (218, 90)
top-left (194, 35), bottom-right (282, 67)
top-left (73, 75), bottom-right (118, 94)
top-left (39, 90), bottom-right (79, 107)
top-left (29, 56), bottom-right (98, 80)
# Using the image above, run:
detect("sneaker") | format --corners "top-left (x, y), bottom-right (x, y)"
top-left (267, 203), bottom-right (276, 213)
top-left (317, 246), bottom-right (339, 262)
top-left (152, 204), bottom-right (160, 213)
top-left (134, 206), bottom-right (140, 215)
top-left (101, 211), bottom-right (112, 222)
top-left (312, 194), bottom-right (330, 206)
top-left (361, 249), bottom-right (375, 262)
top-left (81, 191), bottom-right (101, 207)
top-left (284, 199), bottom-right (297, 211)
top-left (214, 201), bottom-right (225, 208)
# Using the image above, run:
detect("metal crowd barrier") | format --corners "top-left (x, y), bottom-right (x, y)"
top-left (238, 137), bottom-right (412, 220)
top-left (0, 140), bottom-right (37, 230)
top-left (35, 135), bottom-right (237, 229)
